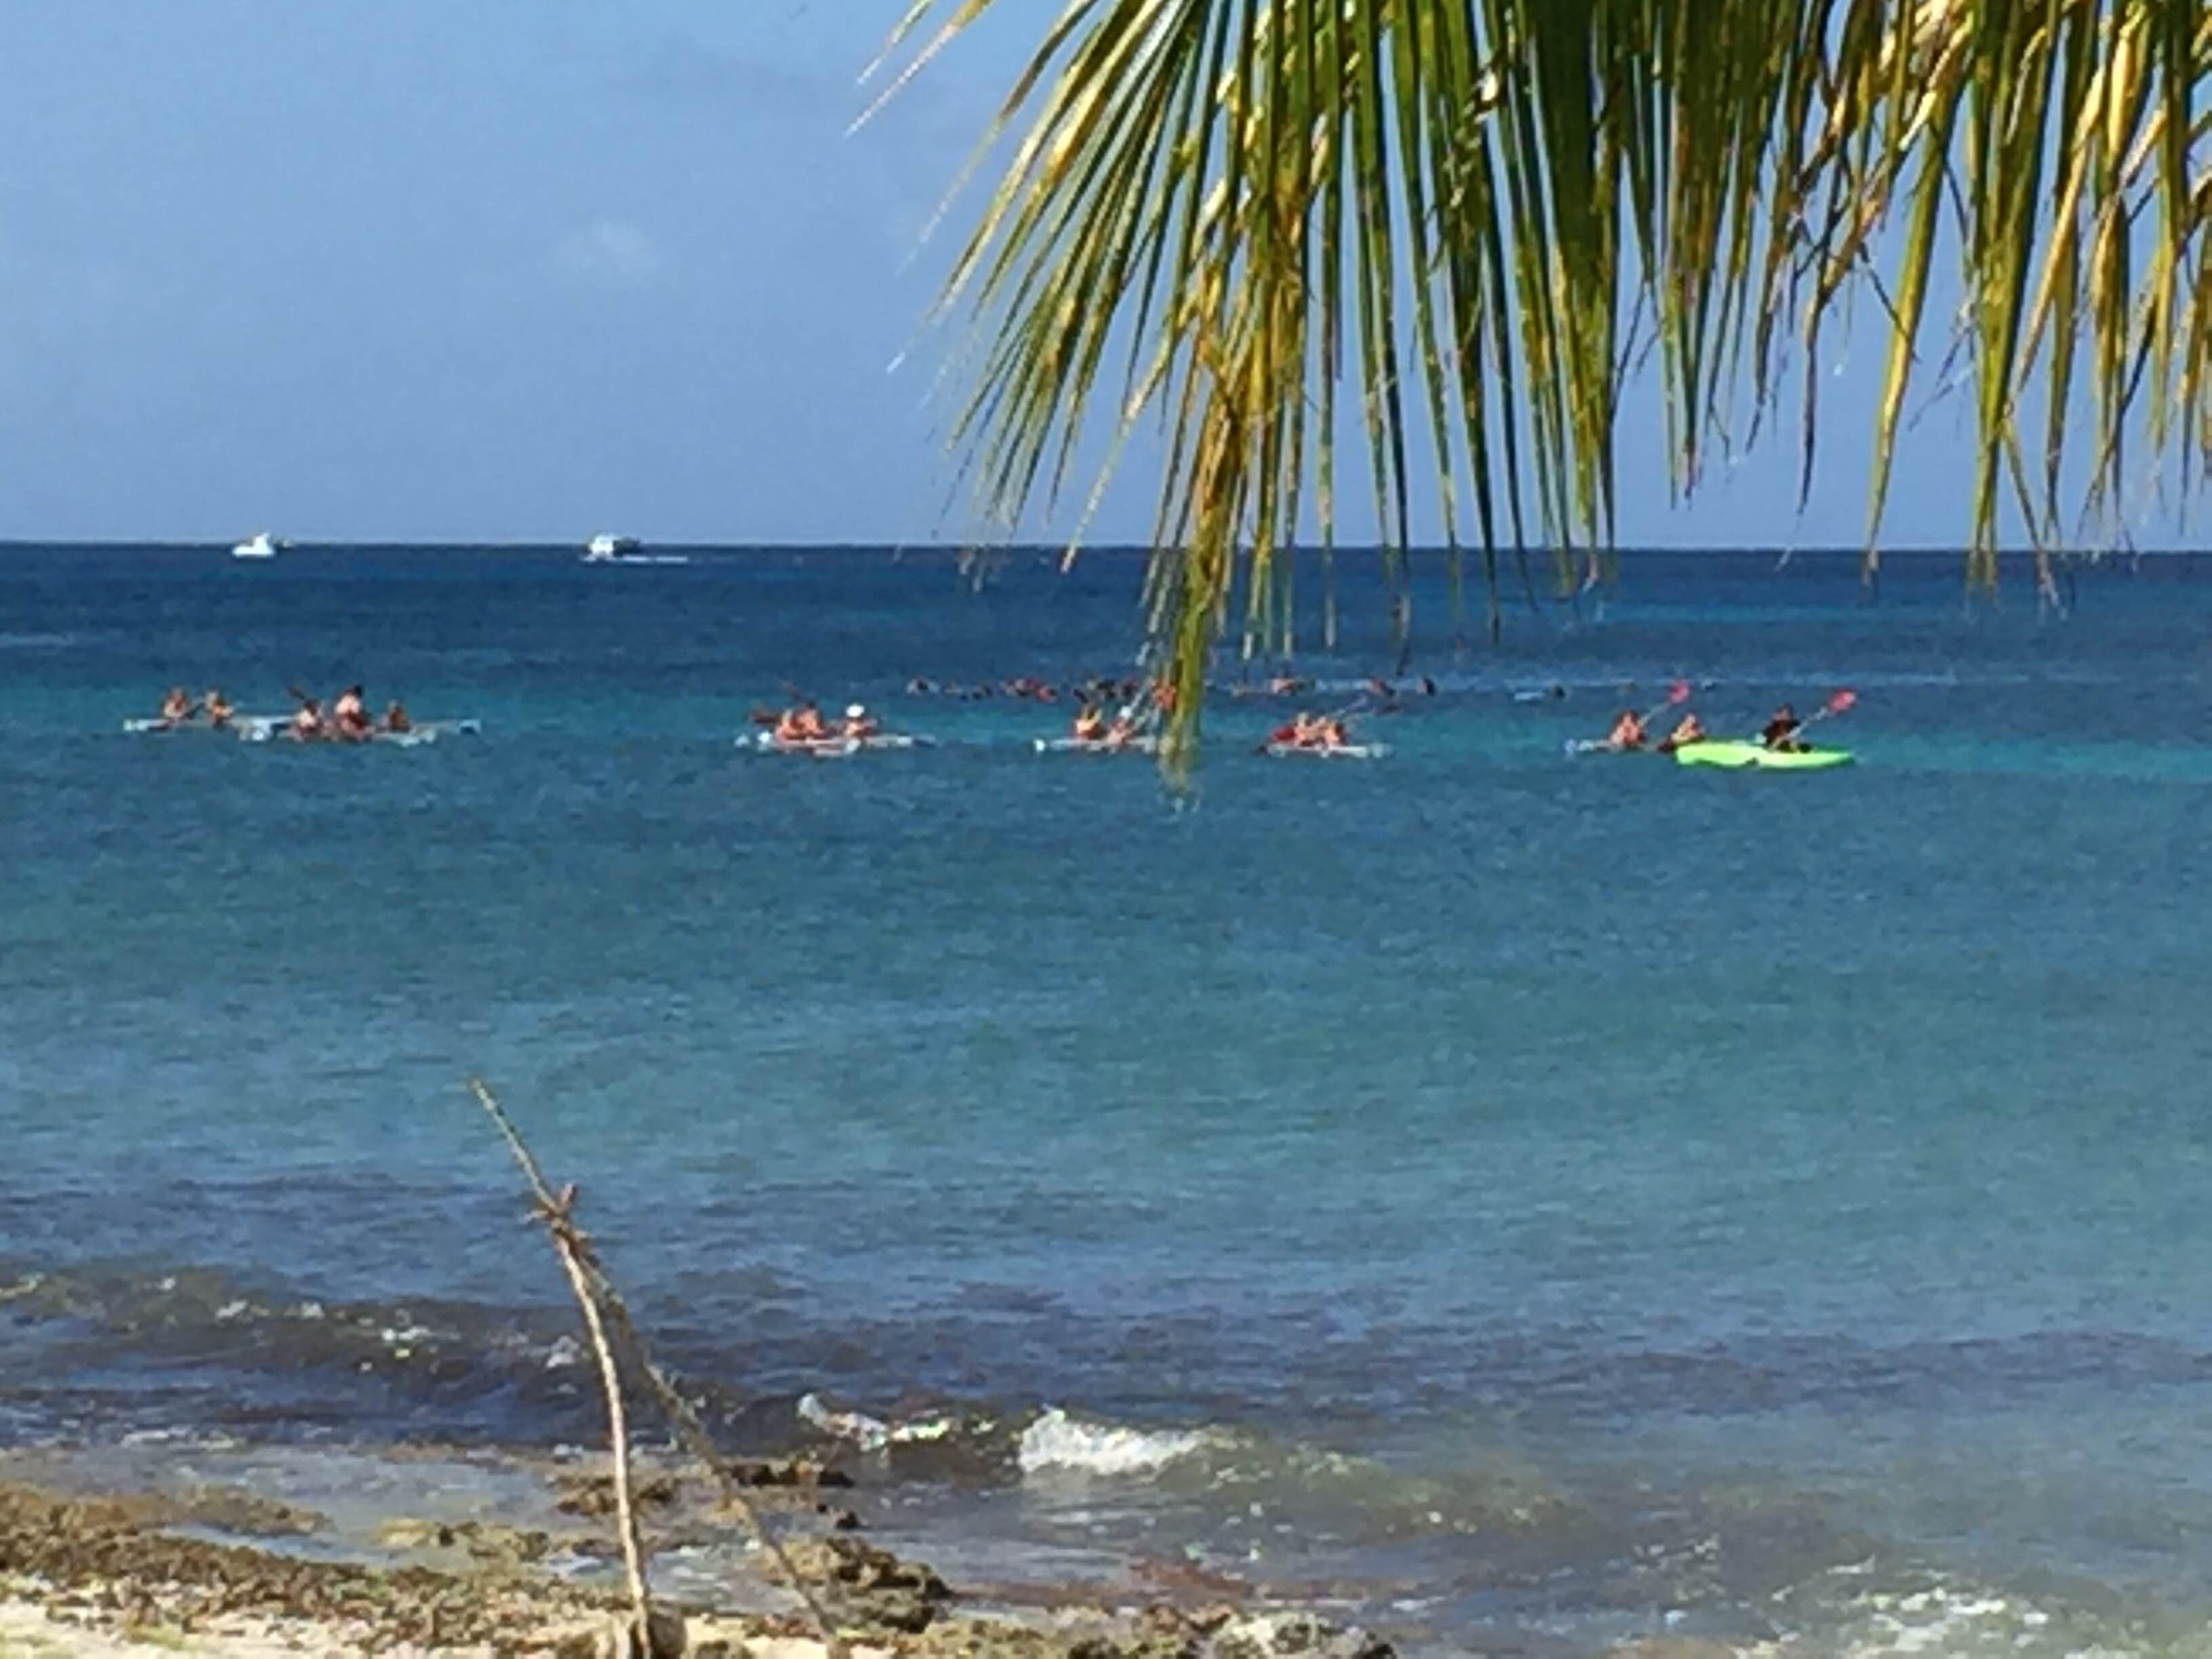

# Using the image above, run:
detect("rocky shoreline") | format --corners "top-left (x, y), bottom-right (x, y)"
top-left (0, 1456), bottom-right (1408, 1659)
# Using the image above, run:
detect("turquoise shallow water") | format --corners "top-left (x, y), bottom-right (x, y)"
top-left (6, 544), bottom-right (2212, 1651)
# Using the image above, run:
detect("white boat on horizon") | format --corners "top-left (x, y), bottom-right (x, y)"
top-left (231, 532), bottom-right (279, 560)
top-left (582, 533), bottom-right (689, 567)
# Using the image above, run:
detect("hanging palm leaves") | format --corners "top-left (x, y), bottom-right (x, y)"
top-left (870, 0), bottom-right (2210, 770)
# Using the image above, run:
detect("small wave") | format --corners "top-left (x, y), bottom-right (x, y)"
top-left (1780, 1570), bottom-right (2066, 1657)
top-left (0, 1258), bottom-right (602, 1443)
top-left (789, 1395), bottom-right (1215, 1481)
top-left (796, 1391), bottom-right (958, 1452)
top-left (118, 1427), bottom-right (239, 1450)
top-left (1017, 1407), bottom-right (1214, 1477)
top-left (543, 1335), bottom-right (582, 1370)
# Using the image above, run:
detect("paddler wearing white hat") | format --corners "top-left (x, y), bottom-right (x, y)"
top-left (841, 701), bottom-right (879, 739)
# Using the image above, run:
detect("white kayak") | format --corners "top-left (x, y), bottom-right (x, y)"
top-left (1032, 735), bottom-right (1159, 755)
top-left (1261, 741), bottom-right (1390, 760)
top-left (238, 718), bottom-right (482, 745)
top-left (746, 730), bottom-right (928, 757)
top-left (124, 713), bottom-right (289, 737)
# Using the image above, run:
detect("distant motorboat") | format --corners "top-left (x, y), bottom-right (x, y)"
top-left (231, 532), bottom-right (279, 560)
top-left (582, 533), bottom-right (688, 567)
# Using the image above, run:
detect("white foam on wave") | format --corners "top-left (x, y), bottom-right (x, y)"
top-left (1017, 1407), bottom-right (1214, 1477)
top-left (1851, 1589), bottom-right (2021, 1656)
top-left (796, 1392), bottom-right (957, 1452)
top-left (1759, 1571), bottom-right (2068, 1658)
top-left (118, 1427), bottom-right (239, 1449)
top-left (542, 1334), bottom-right (582, 1370)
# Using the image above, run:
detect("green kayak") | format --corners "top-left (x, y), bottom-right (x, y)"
top-left (1673, 740), bottom-right (1853, 771)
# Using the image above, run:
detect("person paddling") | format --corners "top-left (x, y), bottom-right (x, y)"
top-left (1760, 703), bottom-right (1805, 752)
top-left (1103, 710), bottom-right (1143, 750)
top-left (202, 688), bottom-right (233, 730)
top-left (157, 687), bottom-right (194, 729)
top-left (331, 684), bottom-right (372, 741)
top-left (1602, 708), bottom-right (1647, 752)
top-left (841, 703), bottom-right (879, 739)
top-left (1072, 703), bottom-right (1107, 744)
top-left (382, 699), bottom-right (412, 734)
top-left (1590, 680), bottom-right (1692, 754)
top-left (1286, 711), bottom-right (1350, 750)
top-left (1261, 710), bottom-right (1353, 754)
top-left (287, 697), bottom-right (326, 741)
top-left (1656, 711), bottom-right (1706, 753)
top-left (774, 701), bottom-right (830, 743)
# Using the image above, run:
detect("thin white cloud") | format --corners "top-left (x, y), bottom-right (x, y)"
top-left (555, 220), bottom-right (665, 289)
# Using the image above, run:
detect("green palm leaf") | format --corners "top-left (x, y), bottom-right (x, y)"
top-left (876, 0), bottom-right (2212, 773)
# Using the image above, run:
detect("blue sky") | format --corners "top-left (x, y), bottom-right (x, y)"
top-left (0, 2), bottom-right (2192, 549)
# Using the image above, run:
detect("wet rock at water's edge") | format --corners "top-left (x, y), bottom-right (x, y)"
top-left (373, 1515), bottom-right (557, 1570)
top-left (1206, 1611), bottom-right (1395, 1659)
top-left (556, 1470), bottom-right (687, 1517)
top-left (722, 1456), bottom-right (856, 1490)
top-left (771, 1534), bottom-right (954, 1634)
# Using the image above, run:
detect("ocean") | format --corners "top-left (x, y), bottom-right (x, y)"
top-left (5, 542), bottom-right (2212, 1654)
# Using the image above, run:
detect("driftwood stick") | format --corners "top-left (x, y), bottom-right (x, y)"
top-left (468, 1078), bottom-right (849, 1658)
top-left (590, 1292), bottom-right (851, 1659)
top-left (556, 1212), bottom-right (654, 1650)
top-left (468, 1078), bottom-right (655, 1656)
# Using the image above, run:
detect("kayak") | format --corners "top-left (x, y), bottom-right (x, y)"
top-left (237, 718), bottom-right (482, 745)
top-left (1033, 736), bottom-right (1159, 755)
top-left (123, 714), bottom-right (281, 736)
top-left (1673, 740), bottom-right (1851, 771)
top-left (747, 731), bottom-right (928, 756)
top-left (1261, 741), bottom-right (1390, 760)
top-left (1563, 738), bottom-right (1641, 756)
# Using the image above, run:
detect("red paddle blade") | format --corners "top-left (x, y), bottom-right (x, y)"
top-left (1826, 689), bottom-right (1859, 713)
top-left (1668, 679), bottom-right (1692, 703)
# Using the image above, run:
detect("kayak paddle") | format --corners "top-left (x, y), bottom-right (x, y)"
top-left (1568, 680), bottom-right (1692, 754)
top-left (1774, 689), bottom-right (1858, 747)
top-left (1641, 679), bottom-right (1694, 725)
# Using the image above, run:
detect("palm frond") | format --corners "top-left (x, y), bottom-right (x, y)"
top-left (878, 0), bottom-right (2212, 772)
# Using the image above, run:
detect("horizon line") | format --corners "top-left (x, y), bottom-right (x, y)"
top-left (0, 539), bottom-right (2203, 558)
